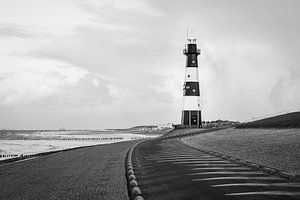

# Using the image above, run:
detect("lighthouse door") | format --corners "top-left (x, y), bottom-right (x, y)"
top-left (191, 111), bottom-right (198, 126)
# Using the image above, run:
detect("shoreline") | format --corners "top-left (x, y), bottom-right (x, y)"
top-left (0, 130), bottom-right (160, 162)
top-left (0, 139), bottom-right (145, 165)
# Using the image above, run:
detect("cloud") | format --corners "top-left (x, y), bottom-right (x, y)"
top-left (0, 23), bottom-right (33, 38)
top-left (0, 55), bottom-right (116, 108)
top-left (198, 38), bottom-right (300, 121)
top-left (32, 73), bottom-right (116, 108)
top-left (0, 0), bottom-right (101, 37)
top-left (74, 0), bottom-right (163, 19)
top-left (270, 68), bottom-right (300, 110)
top-left (0, 71), bottom-right (15, 82)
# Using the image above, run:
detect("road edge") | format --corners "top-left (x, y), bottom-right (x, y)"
top-left (125, 140), bottom-right (145, 200)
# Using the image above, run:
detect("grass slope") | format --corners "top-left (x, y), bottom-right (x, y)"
top-left (237, 111), bottom-right (300, 128)
top-left (182, 128), bottom-right (300, 174)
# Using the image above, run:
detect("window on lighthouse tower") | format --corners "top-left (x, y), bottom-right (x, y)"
top-left (191, 54), bottom-right (196, 65)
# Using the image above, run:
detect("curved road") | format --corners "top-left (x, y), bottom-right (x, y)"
top-left (0, 141), bottom-right (136, 200)
top-left (132, 137), bottom-right (300, 200)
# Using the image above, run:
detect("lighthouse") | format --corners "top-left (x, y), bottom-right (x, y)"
top-left (181, 38), bottom-right (202, 128)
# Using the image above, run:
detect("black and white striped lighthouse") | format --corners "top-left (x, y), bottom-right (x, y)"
top-left (181, 38), bottom-right (202, 128)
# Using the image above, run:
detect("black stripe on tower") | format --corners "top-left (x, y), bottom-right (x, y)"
top-left (182, 110), bottom-right (202, 127)
top-left (183, 82), bottom-right (200, 96)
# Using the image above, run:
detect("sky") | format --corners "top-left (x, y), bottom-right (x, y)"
top-left (0, 0), bottom-right (299, 129)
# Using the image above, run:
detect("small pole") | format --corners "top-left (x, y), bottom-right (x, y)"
top-left (187, 28), bottom-right (189, 40)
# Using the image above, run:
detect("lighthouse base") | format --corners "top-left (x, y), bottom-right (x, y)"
top-left (181, 110), bottom-right (202, 128)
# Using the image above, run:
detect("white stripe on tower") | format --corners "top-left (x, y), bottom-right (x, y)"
top-left (183, 96), bottom-right (201, 110)
top-left (181, 38), bottom-right (202, 128)
top-left (185, 67), bottom-right (199, 82)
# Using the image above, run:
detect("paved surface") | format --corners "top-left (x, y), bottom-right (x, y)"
top-left (0, 141), bottom-right (136, 200)
top-left (132, 138), bottom-right (300, 200)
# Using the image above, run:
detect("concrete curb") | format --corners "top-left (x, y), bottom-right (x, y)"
top-left (125, 141), bottom-right (145, 200)
top-left (124, 128), bottom-right (176, 200)
top-left (179, 138), bottom-right (300, 181)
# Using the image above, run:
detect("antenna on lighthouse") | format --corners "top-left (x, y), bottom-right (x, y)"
top-left (187, 28), bottom-right (197, 44)
top-left (186, 28), bottom-right (189, 41)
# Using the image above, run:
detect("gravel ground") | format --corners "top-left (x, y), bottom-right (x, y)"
top-left (182, 128), bottom-right (300, 174)
top-left (0, 140), bottom-right (137, 200)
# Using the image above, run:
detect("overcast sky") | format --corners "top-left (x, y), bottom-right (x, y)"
top-left (0, 0), bottom-right (299, 129)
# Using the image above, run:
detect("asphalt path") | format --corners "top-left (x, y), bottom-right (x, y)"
top-left (132, 138), bottom-right (300, 200)
top-left (0, 141), bottom-right (136, 200)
